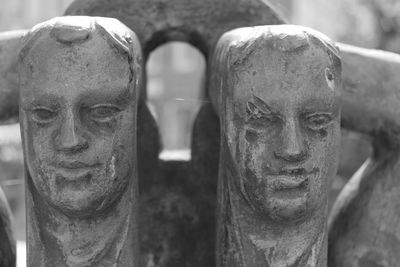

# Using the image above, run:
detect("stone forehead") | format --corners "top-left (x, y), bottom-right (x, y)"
top-left (18, 34), bottom-right (131, 88)
top-left (18, 16), bottom-right (141, 93)
top-left (19, 16), bottom-right (140, 63)
top-left (220, 25), bottom-right (340, 70)
top-left (21, 30), bottom-right (125, 67)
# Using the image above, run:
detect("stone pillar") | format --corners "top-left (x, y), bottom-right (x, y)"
top-left (18, 16), bottom-right (142, 266)
top-left (210, 25), bottom-right (342, 267)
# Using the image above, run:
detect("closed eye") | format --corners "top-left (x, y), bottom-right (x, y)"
top-left (248, 113), bottom-right (279, 123)
top-left (246, 101), bottom-right (281, 126)
top-left (88, 104), bottom-right (122, 123)
top-left (31, 107), bottom-right (57, 123)
top-left (305, 113), bottom-right (333, 130)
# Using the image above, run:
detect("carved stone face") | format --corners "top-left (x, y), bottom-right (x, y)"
top-left (225, 45), bottom-right (340, 222)
top-left (19, 33), bottom-right (136, 217)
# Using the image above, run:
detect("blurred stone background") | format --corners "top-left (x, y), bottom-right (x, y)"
top-left (1, 0), bottom-right (399, 264)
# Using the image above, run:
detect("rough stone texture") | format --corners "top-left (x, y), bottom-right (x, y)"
top-left (0, 185), bottom-right (15, 267)
top-left (19, 16), bottom-right (142, 266)
top-left (0, 1), bottom-right (285, 265)
top-left (0, 30), bottom-right (27, 124)
top-left (209, 25), bottom-right (341, 267)
top-left (63, 1), bottom-right (286, 266)
top-left (0, 0), bottom-right (399, 266)
top-left (328, 43), bottom-right (400, 267)
top-left (64, 0), bottom-right (284, 59)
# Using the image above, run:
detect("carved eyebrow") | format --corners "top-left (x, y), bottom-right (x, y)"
top-left (80, 86), bottom-right (131, 106)
top-left (252, 94), bottom-right (271, 114)
top-left (246, 94), bottom-right (273, 119)
top-left (21, 94), bottom-right (62, 109)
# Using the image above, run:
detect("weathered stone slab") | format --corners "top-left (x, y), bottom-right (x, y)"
top-left (65, 0), bottom-right (284, 58)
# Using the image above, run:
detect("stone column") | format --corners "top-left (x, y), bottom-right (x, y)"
top-left (209, 25), bottom-right (342, 267)
top-left (18, 16), bottom-right (142, 267)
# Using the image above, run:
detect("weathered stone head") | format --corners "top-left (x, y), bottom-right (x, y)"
top-left (18, 16), bottom-right (142, 266)
top-left (19, 16), bottom-right (141, 217)
top-left (211, 25), bottom-right (341, 223)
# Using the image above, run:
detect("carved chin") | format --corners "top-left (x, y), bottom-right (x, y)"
top-left (30, 162), bottom-right (130, 217)
top-left (51, 190), bottom-right (109, 217)
top-left (261, 196), bottom-right (310, 222)
top-left (41, 178), bottom-right (116, 217)
top-left (240, 167), bottom-right (325, 222)
top-left (246, 180), bottom-right (320, 223)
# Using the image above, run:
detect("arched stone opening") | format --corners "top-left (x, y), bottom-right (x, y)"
top-left (146, 41), bottom-right (206, 159)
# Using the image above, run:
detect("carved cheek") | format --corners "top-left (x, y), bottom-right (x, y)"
top-left (107, 119), bottom-right (134, 176)
top-left (244, 133), bottom-right (268, 183)
top-left (111, 137), bottom-right (131, 177)
top-left (308, 126), bottom-right (335, 163)
top-left (307, 128), bottom-right (337, 191)
top-left (30, 124), bottom-right (57, 162)
top-left (245, 128), bottom-right (258, 143)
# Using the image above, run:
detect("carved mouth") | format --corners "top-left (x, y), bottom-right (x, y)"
top-left (278, 168), bottom-right (306, 176)
top-left (53, 161), bottom-right (99, 181)
top-left (55, 168), bottom-right (92, 179)
top-left (271, 175), bottom-right (308, 190)
top-left (269, 168), bottom-right (318, 192)
top-left (58, 161), bottom-right (98, 169)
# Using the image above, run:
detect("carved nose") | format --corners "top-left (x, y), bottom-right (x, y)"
top-left (274, 119), bottom-right (308, 162)
top-left (56, 112), bottom-right (88, 153)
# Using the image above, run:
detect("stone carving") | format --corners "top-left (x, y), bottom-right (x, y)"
top-left (0, 0), bottom-right (395, 265)
top-left (18, 16), bottom-right (142, 266)
top-left (65, 0), bottom-right (284, 58)
top-left (328, 44), bottom-right (400, 267)
top-left (210, 25), bottom-right (341, 266)
top-left (0, 185), bottom-right (15, 267)
top-left (65, 1), bottom-right (286, 266)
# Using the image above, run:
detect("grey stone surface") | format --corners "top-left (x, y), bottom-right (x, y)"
top-left (64, 1), bottom-right (286, 266)
top-left (0, 0), bottom-right (399, 266)
top-left (328, 43), bottom-right (400, 267)
top-left (210, 25), bottom-right (341, 267)
top-left (19, 16), bottom-right (142, 266)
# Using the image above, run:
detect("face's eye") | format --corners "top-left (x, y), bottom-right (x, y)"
top-left (247, 102), bottom-right (266, 120)
top-left (248, 113), bottom-right (279, 124)
top-left (31, 107), bottom-right (57, 123)
top-left (88, 104), bottom-right (122, 123)
top-left (305, 113), bottom-right (333, 130)
top-left (246, 101), bottom-right (280, 126)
